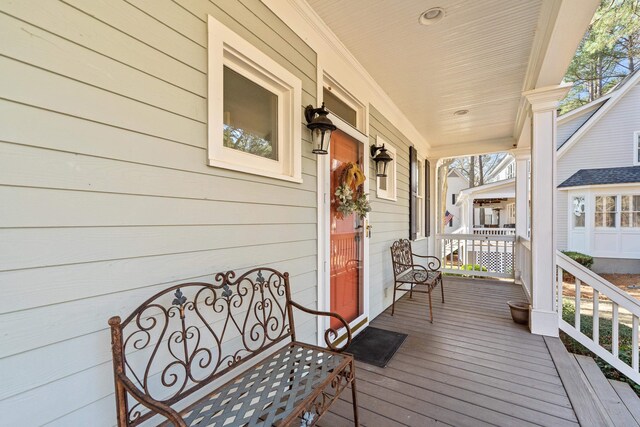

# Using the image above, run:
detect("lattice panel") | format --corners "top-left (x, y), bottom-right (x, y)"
top-left (478, 252), bottom-right (513, 274)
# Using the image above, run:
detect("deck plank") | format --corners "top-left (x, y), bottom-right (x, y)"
top-left (609, 380), bottom-right (640, 423)
top-left (346, 278), bottom-right (580, 426)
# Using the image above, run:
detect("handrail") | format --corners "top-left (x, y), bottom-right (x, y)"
top-left (437, 233), bottom-right (515, 242)
top-left (556, 250), bottom-right (640, 385)
top-left (557, 252), bottom-right (640, 317)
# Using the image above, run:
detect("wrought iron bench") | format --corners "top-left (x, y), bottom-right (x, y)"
top-left (390, 239), bottom-right (444, 322)
top-left (108, 268), bottom-right (358, 426)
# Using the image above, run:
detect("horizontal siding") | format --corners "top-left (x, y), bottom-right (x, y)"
top-left (556, 84), bottom-right (640, 249)
top-left (0, 1), bottom-right (319, 425)
top-left (368, 105), bottom-right (429, 319)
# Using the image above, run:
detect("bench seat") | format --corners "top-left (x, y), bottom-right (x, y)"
top-left (174, 343), bottom-right (351, 427)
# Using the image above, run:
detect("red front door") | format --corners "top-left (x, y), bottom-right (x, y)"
top-left (329, 131), bottom-right (364, 329)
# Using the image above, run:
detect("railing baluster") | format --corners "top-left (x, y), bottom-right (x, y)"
top-left (633, 316), bottom-right (639, 372)
top-left (575, 278), bottom-right (580, 331)
top-left (612, 303), bottom-right (619, 358)
top-left (593, 289), bottom-right (599, 345)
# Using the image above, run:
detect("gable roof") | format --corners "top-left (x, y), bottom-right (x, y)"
top-left (556, 100), bottom-right (606, 149)
top-left (558, 166), bottom-right (640, 188)
top-left (557, 68), bottom-right (640, 157)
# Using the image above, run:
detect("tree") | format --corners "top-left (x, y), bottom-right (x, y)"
top-left (560, 0), bottom-right (640, 114)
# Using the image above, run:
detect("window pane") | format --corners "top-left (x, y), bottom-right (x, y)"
top-left (323, 88), bottom-right (357, 127)
top-left (634, 195), bottom-right (640, 210)
top-left (635, 212), bottom-right (640, 227)
top-left (606, 196), bottom-right (616, 211)
top-left (622, 212), bottom-right (631, 227)
top-left (379, 176), bottom-right (387, 191)
top-left (606, 212), bottom-right (616, 227)
top-left (595, 196), bottom-right (603, 212)
top-left (574, 214), bottom-right (585, 227)
top-left (622, 195), bottom-right (630, 211)
top-left (223, 66), bottom-right (278, 160)
top-left (595, 213), bottom-right (602, 227)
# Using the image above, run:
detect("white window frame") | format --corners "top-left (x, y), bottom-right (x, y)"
top-left (571, 195), bottom-right (586, 229)
top-left (620, 193), bottom-right (640, 228)
top-left (207, 15), bottom-right (302, 183)
top-left (594, 194), bottom-right (617, 228)
top-left (322, 73), bottom-right (367, 133)
top-left (634, 131), bottom-right (640, 166)
top-left (375, 136), bottom-right (397, 201)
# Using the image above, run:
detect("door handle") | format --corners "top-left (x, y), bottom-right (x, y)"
top-left (366, 224), bottom-right (372, 238)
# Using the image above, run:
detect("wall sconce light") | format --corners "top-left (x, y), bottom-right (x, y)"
top-left (305, 103), bottom-right (336, 155)
top-left (370, 144), bottom-right (393, 177)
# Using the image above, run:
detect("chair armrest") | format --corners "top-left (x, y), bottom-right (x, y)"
top-left (288, 300), bottom-right (352, 352)
top-left (117, 373), bottom-right (187, 427)
top-left (411, 254), bottom-right (441, 271)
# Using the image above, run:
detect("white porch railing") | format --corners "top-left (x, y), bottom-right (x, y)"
top-left (437, 233), bottom-right (515, 279)
top-left (516, 236), bottom-right (532, 301)
top-left (557, 251), bottom-right (640, 385)
top-left (472, 227), bottom-right (516, 235)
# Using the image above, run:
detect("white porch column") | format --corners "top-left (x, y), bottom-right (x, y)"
top-left (513, 150), bottom-right (530, 239)
top-left (524, 84), bottom-right (571, 337)
top-left (512, 149), bottom-right (530, 282)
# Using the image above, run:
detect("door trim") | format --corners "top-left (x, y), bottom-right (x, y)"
top-left (316, 112), bottom-right (370, 347)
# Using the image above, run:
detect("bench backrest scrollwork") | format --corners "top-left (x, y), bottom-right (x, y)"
top-left (109, 268), bottom-right (294, 426)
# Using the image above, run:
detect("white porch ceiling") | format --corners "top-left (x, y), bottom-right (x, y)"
top-left (307, 0), bottom-right (544, 152)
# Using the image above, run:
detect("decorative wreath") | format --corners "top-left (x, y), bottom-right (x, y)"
top-left (334, 162), bottom-right (371, 219)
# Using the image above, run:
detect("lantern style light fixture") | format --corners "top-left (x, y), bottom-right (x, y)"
top-left (370, 144), bottom-right (393, 177)
top-left (305, 103), bottom-right (336, 155)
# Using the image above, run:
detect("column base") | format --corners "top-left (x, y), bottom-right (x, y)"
top-left (529, 308), bottom-right (559, 336)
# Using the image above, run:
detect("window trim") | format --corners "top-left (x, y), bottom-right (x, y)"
top-left (415, 154), bottom-right (426, 239)
top-left (322, 73), bottom-right (367, 133)
top-left (207, 15), bottom-right (302, 183)
top-left (571, 195), bottom-right (586, 229)
top-left (620, 194), bottom-right (640, 229)
top-left (634, 131), bottom-right (640, 166)
top-left (375, 137), bottom-right (397, 201)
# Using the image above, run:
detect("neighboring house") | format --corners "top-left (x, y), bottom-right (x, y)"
top-left (443, 169), bottom-right (468, 231)
top-left (445, 155), bottom-right (516, 233)
top-left (455, 178), bottom-right (516, 231)
top-left (557, 69), bottom-right (640, 273)
top-left (485, 154), bottom-right (516, 183)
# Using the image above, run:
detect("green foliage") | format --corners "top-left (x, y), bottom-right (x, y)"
top-left (444, 264), bottom-right (488, 277)
top-left (560, 0), bottom-right (640, 114)
top-left (561, 251), bottom-right (594, 269)
top-left (561, 301), bottom-right (640, 396)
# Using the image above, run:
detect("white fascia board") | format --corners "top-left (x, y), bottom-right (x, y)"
top-left (558, 182), bottom-right (640, 192)
top-left (558, 70), bottom-right (640, 158)
top-left (557, 96), bottom-right (609, 123)
top-left (261, 0), bottom-right (430, 154)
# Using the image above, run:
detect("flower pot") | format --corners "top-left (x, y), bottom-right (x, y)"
top-left (507, 301), bottom-right (530, 325)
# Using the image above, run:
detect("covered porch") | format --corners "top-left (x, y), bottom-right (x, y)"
top-left (320, 277), bottom-right (637, 426)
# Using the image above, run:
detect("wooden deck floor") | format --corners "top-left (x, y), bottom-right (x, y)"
top-left (318, 277), bottom-right (579, 427)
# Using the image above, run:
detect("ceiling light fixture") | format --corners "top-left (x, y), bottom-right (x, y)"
top-left (419, 7), bottom-right (444, 26)
top-left (454, 109), bottom-right (469, 116)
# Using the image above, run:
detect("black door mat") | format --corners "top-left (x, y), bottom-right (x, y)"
top-left (346, 327), bottom-right (407, 368)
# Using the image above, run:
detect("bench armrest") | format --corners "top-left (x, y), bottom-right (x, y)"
top-left (288, 300), bottom-right (352, 352)
top-left (117, 373), bottom-right (187, 427)
top-left (410, 254), bottom-right (441, 271)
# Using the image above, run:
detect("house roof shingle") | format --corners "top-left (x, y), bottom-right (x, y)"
top-left (558, 166), bottom-right (640, 188)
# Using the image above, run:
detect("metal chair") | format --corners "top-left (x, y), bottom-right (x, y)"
top-left (390, 239), bottom-right (444, 322)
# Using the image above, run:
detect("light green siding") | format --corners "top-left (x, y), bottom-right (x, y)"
top-left (0, 1), bottom-right (317, 425)
top-left (368, 106), bottom-right (429, 318)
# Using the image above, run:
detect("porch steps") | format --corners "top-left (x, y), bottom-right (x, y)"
top-left (609, 379), bottom-right (640, 423)
top-left (546, 336), bottom-right (640, 426)
top-left (575, 355), bottom-right (640, 426)
top-left (544, 336), bottom-right (613, 426)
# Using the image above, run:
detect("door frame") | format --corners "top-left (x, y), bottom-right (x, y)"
top-left (316, 112), bottom-right (370, 347)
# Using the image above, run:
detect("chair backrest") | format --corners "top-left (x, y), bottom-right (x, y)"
top-left (109, 268), bottom-right (293, 426)
top-left (390, 239), bottom-right (413, 278)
